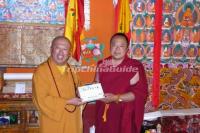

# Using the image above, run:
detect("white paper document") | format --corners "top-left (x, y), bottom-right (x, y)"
top-left (78, 83), bottom-right (104, 102)
top-left (15, 82), bottom-right (26, 94)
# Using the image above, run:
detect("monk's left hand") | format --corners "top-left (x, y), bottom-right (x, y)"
top-left (100, 93), bottom-right (117, 103)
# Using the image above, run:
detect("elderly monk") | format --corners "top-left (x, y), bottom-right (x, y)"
top-left (95, 33), bottom-right (148, 133)
top-left (32, 36), bottom-right (84, 133)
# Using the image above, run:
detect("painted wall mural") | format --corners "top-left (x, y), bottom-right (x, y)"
top-left (0, 0), bottom-right (65, 24)
top-left (130, 0), bottom-right (200, 64)
top-left (129, 0), bottom-right (200, 112)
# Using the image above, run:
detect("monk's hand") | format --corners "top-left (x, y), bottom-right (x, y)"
top-left (67, 97), bottom-right (85, 106)
top-left (100, 93), bottom-right (118, 103)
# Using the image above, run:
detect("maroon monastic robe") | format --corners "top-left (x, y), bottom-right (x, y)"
top-left (95, 56), bottom-right (148, 133)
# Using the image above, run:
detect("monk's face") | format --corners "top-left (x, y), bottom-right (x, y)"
top-left (51, 38), bottom-right (71, 65)
top-left (110, 36), bottom-right (128, 60)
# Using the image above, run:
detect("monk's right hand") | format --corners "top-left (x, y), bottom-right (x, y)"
top-left (100, 93), bottom-right (117, 103)
top-left (66, 98), bottom-right (85, 106)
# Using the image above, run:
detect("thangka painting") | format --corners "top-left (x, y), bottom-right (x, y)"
top-left (0, 0), bottom-right (65, 24)
top-left (129, 0), bottom-right (200, 112)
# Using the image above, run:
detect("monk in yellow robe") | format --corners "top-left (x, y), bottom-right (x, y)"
top-left (32, 36), bottom-right (84, 133)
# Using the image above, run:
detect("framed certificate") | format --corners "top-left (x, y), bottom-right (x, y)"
top-left (78, 83), bottom-right (104, 102)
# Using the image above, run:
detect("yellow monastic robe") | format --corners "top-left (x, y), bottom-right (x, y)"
top-left (32, 58), bottom-right (82, 133)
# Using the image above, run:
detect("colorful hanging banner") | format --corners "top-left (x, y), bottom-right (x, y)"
top-left (114, 0), bottom-right (132, 38)
top-left (64, 0), bottom-right (84, 61)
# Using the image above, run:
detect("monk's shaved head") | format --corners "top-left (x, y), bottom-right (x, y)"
top-left (51, 36), bottom-right (71, 49)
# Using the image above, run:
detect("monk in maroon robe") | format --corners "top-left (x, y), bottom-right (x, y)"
top-left (95, 33), bottom-right (148, 133)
